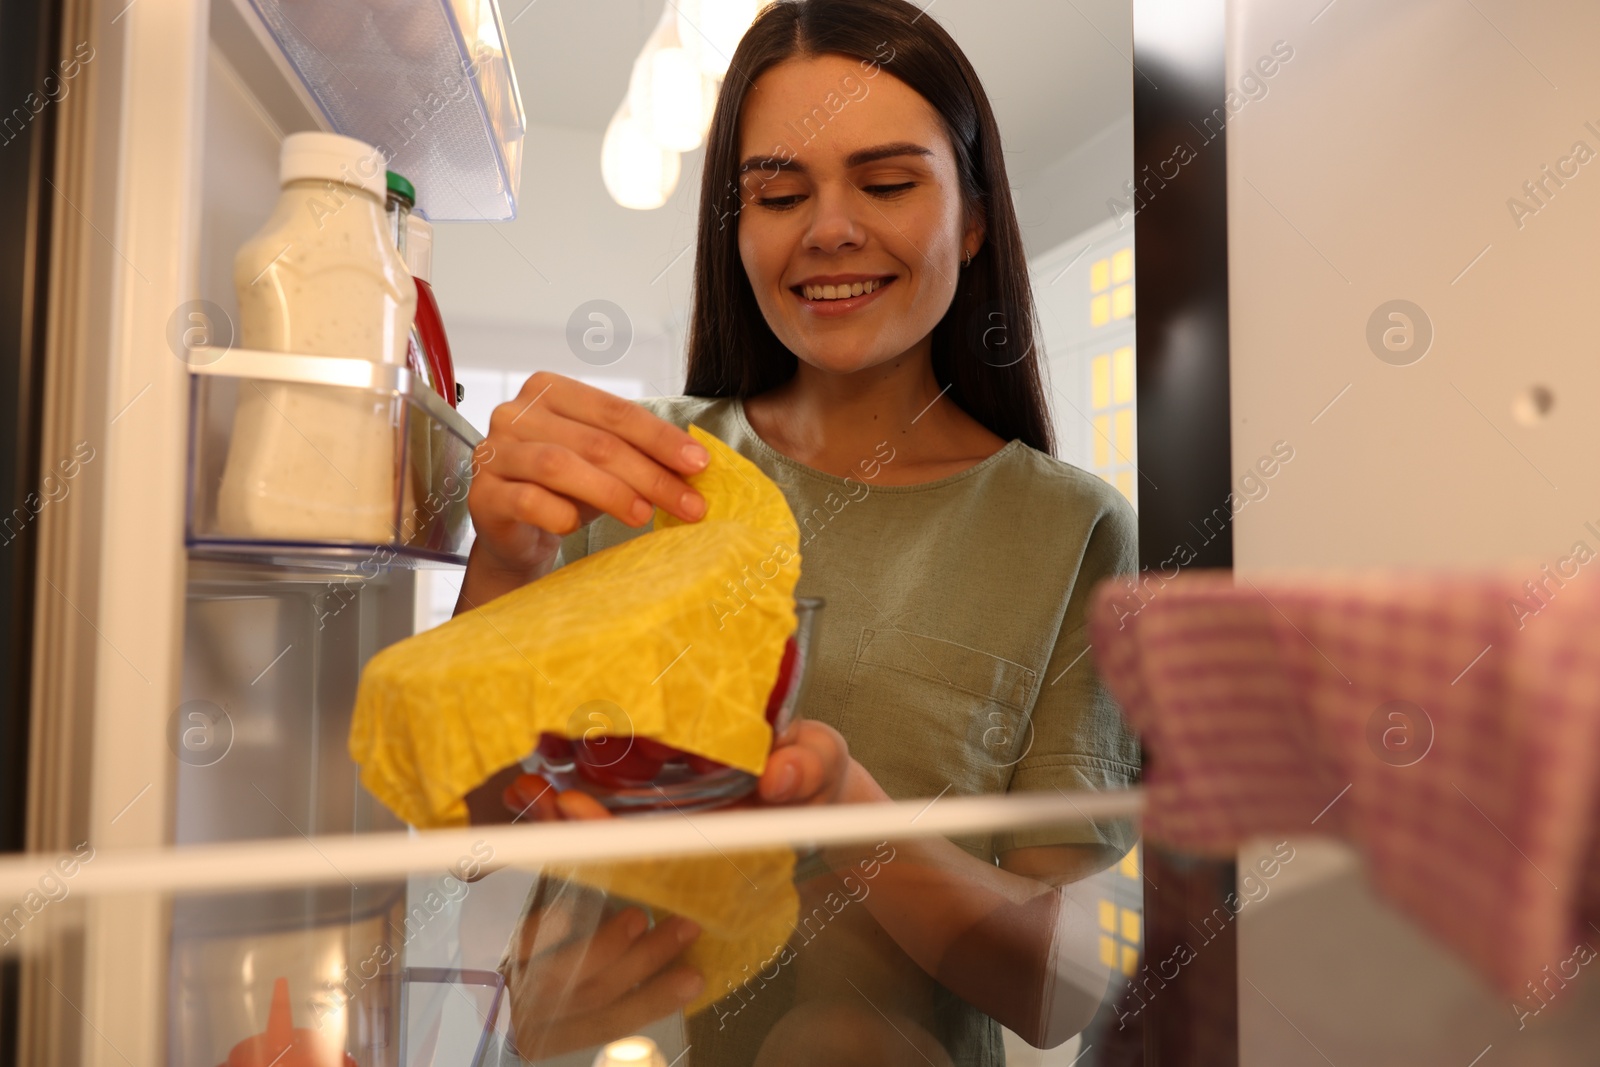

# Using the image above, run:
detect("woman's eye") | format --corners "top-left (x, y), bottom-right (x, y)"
top-left (753, 182), bottom-right (916, 210)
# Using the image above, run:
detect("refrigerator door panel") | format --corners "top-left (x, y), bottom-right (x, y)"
top-left (1227, 2), bottom-right (1600, 1064)
top-left (1228, 0), bottom-right (1600, 570)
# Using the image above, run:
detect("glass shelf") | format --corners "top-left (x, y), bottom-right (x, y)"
top-left (244, 0), bottom-right (525, 220)
top-left (0, 791), bottom-right (1142, 1067)
top-left (186, 347), bottom-right (483, 570)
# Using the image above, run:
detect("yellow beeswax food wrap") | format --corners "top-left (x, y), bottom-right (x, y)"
top-left (349, 423), bottom-right (801, 829)
top-left (528, 848), bottom-right (799, 1018)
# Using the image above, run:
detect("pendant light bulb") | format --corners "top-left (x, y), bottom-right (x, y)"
top-left (627, 7), bottom-right (708, 152)
top-left (601, 103), bottom-right (681, 210)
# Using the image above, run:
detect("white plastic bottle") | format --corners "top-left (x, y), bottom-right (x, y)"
top-left (217, 132), bottom-right (417, 543)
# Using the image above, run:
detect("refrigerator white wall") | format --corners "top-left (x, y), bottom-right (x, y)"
top-left (1227, 1), bottom-right (1600, 1063)
top-left (1228, 0), bottom-right (1600, 571)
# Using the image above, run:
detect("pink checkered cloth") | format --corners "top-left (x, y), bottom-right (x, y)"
top-left (1088, 568), bottom-right (1600, 998)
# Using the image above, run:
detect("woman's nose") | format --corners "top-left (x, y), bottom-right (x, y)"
top-left (802, 181), bottom-right (869, 254)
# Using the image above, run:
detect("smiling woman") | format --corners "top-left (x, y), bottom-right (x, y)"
top-left (685, 2), bottom-right (1053, 463)
top-left (456, 0), bottom-right (1142, 1063)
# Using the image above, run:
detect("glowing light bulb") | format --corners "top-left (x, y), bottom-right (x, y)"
top-left (629, 44), bottom-right (706, 152)
top-left (601, 104), bottom-right (681, 210)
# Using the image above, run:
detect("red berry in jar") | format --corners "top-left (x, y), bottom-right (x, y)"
top-left (574, 736), bottom-right (666, 786)
top-left (536, 733), bottom-right (575, 766)
top-left (634, 737), bottom-right (687, 764)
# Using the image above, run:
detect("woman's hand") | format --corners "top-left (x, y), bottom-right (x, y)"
top-left (487, 726), bottom-right (877, 1056)
top-left (756, 719), bottom-right (878, 806)
top-left (496, 720), bottom-right (877, 824)
top-left (493, 775), bottom-right (702, 1058)
top-left (459, 373), bottom-right (712, 604)
top-left (502, 892), bottom-right (703, 1059)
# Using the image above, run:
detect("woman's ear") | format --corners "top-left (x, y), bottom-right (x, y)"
top-left (964, 213), bottom-right (987, 262)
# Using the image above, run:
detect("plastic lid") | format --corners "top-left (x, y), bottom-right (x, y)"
top-left (280, 131), bottom-right (386, 200)
top-left (404, 214), bottom-right (433, 283)
top-left (386, 170), bottom-right (415, 207)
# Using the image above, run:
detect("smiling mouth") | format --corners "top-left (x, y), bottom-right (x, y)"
top-left (792, 277), bottom-right (896, 302)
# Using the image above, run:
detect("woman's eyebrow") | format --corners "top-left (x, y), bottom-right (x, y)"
top-left (737, 142), bottom-right (934, 176)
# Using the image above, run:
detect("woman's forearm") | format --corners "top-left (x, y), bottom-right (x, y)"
top-left (826, 763), bottom-right (1109, 1043)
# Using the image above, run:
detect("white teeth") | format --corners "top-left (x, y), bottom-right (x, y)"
top-left (802, 279), bottom-right (884, 301)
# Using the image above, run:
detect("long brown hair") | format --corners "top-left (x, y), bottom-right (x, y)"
top-left (682, 0), bottom-right (1056, 457)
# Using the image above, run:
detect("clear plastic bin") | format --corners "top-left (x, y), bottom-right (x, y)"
top-left (187, 348), bottom-right (481, 568)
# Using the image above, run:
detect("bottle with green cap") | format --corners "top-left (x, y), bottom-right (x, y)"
top-left (384, 169), bottom-right (416, 254)
top-left (385, 169), bottom-right (460, 411)
top-left (384, 168), bottom-right (439, 399)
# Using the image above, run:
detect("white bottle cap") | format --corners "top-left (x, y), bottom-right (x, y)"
top-left (279, 131), bottom-right (387, 200)
top-left (404, 214), bottom-right (434, 283)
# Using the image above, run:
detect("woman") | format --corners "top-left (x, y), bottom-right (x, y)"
top-left (458, 0), bottom-right (1140, 1061)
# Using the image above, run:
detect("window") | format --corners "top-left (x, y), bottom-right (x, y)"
top-left (1032, 220), bottom-right (1139, 509)
top-left (1096, 841), bottom-right (1145, 977)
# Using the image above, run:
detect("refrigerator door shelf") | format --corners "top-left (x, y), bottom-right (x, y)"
top-left (187, 347), bottom-right (483, 571)
top-left (243, 0), bottom-right (525, 221)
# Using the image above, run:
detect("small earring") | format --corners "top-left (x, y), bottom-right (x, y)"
top-left (963, 248), bottom-right (972, 268)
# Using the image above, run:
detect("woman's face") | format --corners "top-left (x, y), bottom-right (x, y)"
top-left (735, 53), bottom-right (983, 380)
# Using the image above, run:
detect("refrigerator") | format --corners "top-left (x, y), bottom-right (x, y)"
top-left (9, 0), bottom-right (515, 1062)
top-left (16, 0), bottom-right (1600, 1063)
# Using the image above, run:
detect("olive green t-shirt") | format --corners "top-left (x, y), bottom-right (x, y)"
top-left (535, 394), bottom-right (1140, 1065)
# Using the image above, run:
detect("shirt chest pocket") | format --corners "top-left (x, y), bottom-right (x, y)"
top-left (838, 627), bottom-right (1038, 798)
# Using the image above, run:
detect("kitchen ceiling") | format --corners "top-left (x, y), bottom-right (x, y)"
top-left (504, 0), bottom-right (1133, 165)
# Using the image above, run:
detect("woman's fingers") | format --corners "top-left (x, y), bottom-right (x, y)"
top-left (556, 791), bottom-right (613, 820)
top-left (758, 720), bottom-right (852, 805)
top-left (510, 963), bottom-right (704, 1061)
top-left (476, 439), bottom-right (649, 532)
top-left (509, 897), bottom-right (579, 964)
top-left (510, 905), bottom-right (652, 1013)
top-left (499, 778), bottom-right (614, 823)
top-left (540, 409), bottom-right (710, 523)
top-left (510, 907), bottom-right (698, 1020)
top-left (486, 375), bottom-right (709, 524)
top-left (465, 372), bottom-right (715, 575)
top-left (470, 469), bottom-right (589, 539)
top-left (503, 774), bottom-right (562, 822)
top-left (573, 915), bottom-right (701, 1009)
top-left (538, 375), bottom-right (711, 481)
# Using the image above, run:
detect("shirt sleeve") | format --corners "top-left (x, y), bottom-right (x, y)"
top-left (995, 486), bottom-right (1142, 861)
